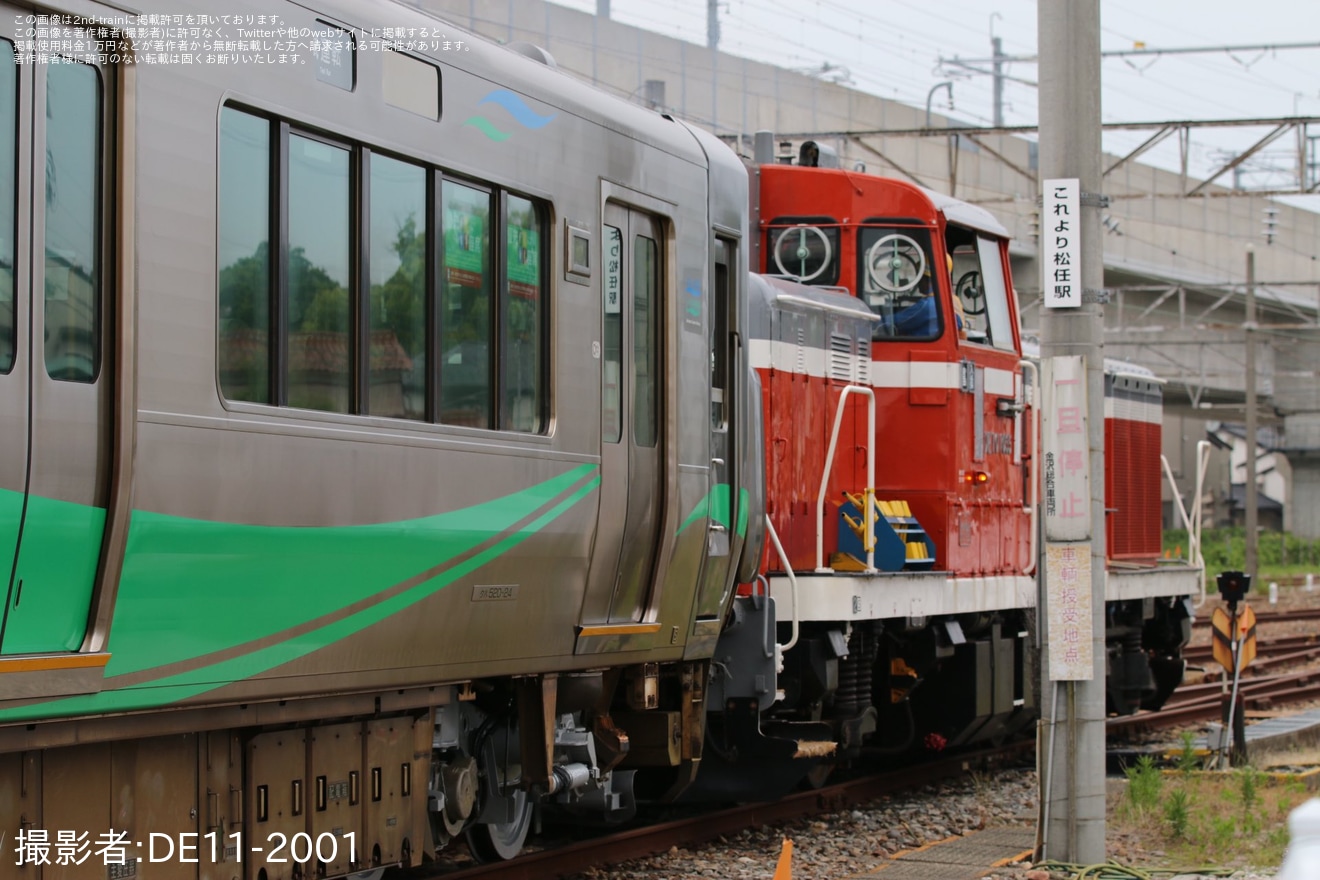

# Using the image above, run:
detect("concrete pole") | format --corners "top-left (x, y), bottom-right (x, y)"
top-left (1038, 0), bottom-right (1107, 864)
top-left (707, 0), bottom-right (719, 50)
top-left (1245, 246), bottom-right (1258, 577)
top-left (992, 36), bottom-right (1005, 128)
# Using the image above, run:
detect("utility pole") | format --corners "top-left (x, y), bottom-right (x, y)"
top-left (707, 0), bottom-right (719, 50)
top-left (992, 36), bottom-right (1005, 128)
top-left (1038, 0), bottom-right (1106, 865)
top-left (1245, 246), bottom-right (1258, 578)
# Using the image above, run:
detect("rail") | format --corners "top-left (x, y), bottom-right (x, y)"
top-left (815, 385), bottom-right (876, 573)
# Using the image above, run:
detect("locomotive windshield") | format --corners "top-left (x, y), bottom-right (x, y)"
top-left (945, 224), bottom-right (1015, 351)
top-left (766, 217), bottom-right (840, 286)
top-left (857, 224), bottom-right (941, 341)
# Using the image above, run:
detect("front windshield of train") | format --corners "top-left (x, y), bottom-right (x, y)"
top-left (857, 224), bottom-right (941, 341)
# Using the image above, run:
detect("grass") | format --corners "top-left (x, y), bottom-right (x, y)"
top-left (1164, 527), bottom-right (1320, 578)
top-left (1111, 766), bottom-right (1312, 869)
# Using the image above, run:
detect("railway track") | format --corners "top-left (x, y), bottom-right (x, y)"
top-left (427, 743), bottom-right (1033, 880)
top-left (1191, 607), bottom-right (1320, 628)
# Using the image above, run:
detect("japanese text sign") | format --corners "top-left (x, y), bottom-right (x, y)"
top-left (1041, 355), bottom-right (1091, 541)
top-left (1046, 541), bottom-right (1094, 681)
top-left (1043, 178), bottom-right (1080, 309)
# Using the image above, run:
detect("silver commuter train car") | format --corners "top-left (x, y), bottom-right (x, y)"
top-left (0, 0), bottom-right (763, 870)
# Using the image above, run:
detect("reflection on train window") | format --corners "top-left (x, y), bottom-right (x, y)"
top-left (218, 108), bottom-right (271, 403)
top-left (440, 179), bottom-right (493, 428)
top-left (858, 225), bottom-right (940, 341)
top-left (633, 234), bottom-right (657, 448)
top-left (216, 104), bottom-right (549, 434)
top-left (368, 154), bottom-right (426, 420)
top-left (601, 224), bottom-right (622, 444)
top-left (44, 59), bottom-right (101, 383)
top-left (947, 224), bottom-right (1015, 351)
top-left (287, 134), bottom-right (351, 413)
top-left (766, 217), bottom-right (838, 286)
top-left (502, 195), bottom-right (545, 434)
top-left (0, 40), bottom-right (15, 374)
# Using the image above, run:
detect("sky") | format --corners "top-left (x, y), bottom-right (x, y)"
top-left (553, 0), bottom-right (1320, 208)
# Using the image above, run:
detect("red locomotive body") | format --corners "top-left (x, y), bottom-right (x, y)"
top-left (752, 161), bottom-right (1032, 578)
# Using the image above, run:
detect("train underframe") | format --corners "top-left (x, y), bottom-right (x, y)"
top-left (696, 588), bottom-right (1191, 800)
top-left (0, 661), bottom-right (713, 878)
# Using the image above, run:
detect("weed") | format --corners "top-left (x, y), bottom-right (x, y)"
top-left (1237, 766), bottom-right (1262, 813)
top-left (1176, 731), bottom-right (1199, 774)
top-left (1125, 755), bottom-right (1163, 811)
top-left (1164, 788), bottom-right (1190, 839)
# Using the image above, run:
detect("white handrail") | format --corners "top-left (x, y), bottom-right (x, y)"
top-left (764, 515), bottom-right (799, 659)
top-left (1019, 359), bottom-right (1039, 575)
top-left (1160, 439), bottom-right (1212, 605)
top-left (815, 385), bottom-right (877, 573)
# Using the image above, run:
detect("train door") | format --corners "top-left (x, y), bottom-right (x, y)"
top-left (0, 29), bottom-right (111, 654)
top-left (591, 203), bottom-right (666, 623)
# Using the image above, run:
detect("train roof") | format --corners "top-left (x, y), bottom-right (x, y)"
top-left (920, 186), bottom-right (1010, 239)
top-left (1020, 340), bottom-right (1164, 383)
top-left (359, 0), bottom-right (709, 165)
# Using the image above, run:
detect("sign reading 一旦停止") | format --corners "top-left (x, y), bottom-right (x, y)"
top-left (1043, 178), bottom-right (1080, 309)
top-left (1041, 354), bottom-right (1091, 541)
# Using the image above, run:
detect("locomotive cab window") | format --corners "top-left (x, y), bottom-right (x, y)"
top-left (946, 224), bottom-right (1015, 352)
top-left (857, 223), bottom-right (940, 341)
top-left (765, 216), bottom-right (838, 286)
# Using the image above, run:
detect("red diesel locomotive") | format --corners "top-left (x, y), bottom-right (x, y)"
top-left (696, 140), bottom-right (1195, 798)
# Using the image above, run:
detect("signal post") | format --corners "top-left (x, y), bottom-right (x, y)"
top-left (1037, 0), bottom-right (1107, 864)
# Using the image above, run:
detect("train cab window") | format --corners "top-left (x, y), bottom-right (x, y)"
top-left (218, 108), bottom-right (272, 403)
top-left (766, 217), bottom-right (838, 285)
top-left (947, 225), bottom-right (1016, 352)
top-left (286, 133), bottom-right (351, 413)
top-left (440, 179), bottom-right (493, 428)
top-left (857, 225), bottom-right (940, 341)
top-left (501, 194), bottom-right (546, 433)
top-left (0, 40), bottom-right (15, 374)
top-left (43, 59), bottom-right (102, 383)
top-left (367, 154), bottom-right (427, 420)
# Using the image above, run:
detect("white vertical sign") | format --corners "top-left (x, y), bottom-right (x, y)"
top-left (1043, 178), bottom-right (1080, 309)
top-left (1046, 542), bottom-right (1094, 681)
top-left (1041, 355), bottom-right (1091, 541)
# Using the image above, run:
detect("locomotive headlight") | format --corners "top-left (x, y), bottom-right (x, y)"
top-left (962, 470), bottom-right (990, 486)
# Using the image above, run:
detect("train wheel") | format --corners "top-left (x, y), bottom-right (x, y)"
top-left (465, 789), bottom-right (533, 862)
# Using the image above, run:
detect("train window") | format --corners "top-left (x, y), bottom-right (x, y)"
top-left (711, 238), bottom-right (731, 431)
top-left (313, 22), bottom-right (355, 91)
top-left (0, 40), bottom-right (14, 374)
top-left (43, 59), bottom-right (102, 383)
top-left (367, 154), bottom-right (427, 420)
top-left (766, 217), bottom-right (839, 285)
top-left (602, 224), bottom-right (622, 444)
top-left (976, 235), bottom-right (1016, 352)
top-left (947, 225), bottom-right (1015, 351)
top-left (440, 179), bottom-right (493, 428)
top-left (857, 225), bottom-right (941, 341)
top-left (632, 233), bottom-right (658, 448)
top-left (383, 50), bottom-right (440, 121)
top-left (501, 194), bottom-right (545, 433)
top-left (286, 133), bottom-right (351, 413)
top-left (218, 108), bottom-right (272, 403)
